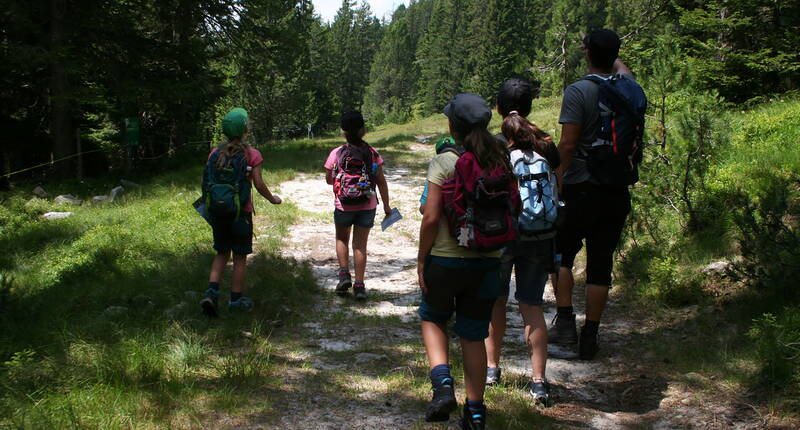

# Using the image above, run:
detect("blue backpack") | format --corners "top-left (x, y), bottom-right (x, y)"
top-left (202, 145), bottom-right (251, 221)
top-left (583, 74), bottom-right (647, 185)
top-left (510, 149), bottom-right (559, 237)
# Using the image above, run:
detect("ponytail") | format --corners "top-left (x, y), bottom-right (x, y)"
top-left (455, 127), bottom-right (511, 173)
top-left (216, 135), bottom-right (251, 168)
top-left (343, 128), bottom-right (366, 146)
top-left (501, 113), bottom-right (551, 157)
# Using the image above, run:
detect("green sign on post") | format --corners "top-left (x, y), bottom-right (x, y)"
top-left (124, 117), bottom-right (140, 147)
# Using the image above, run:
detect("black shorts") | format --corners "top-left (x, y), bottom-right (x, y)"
top-left (418, 256), bottom-right (501, 341)
top-left (333, 208), bottom-right (376, 228)
top-left (556, 182), bottom-right (630, 286)
top-left (212, 212), bottom-right (253, 255)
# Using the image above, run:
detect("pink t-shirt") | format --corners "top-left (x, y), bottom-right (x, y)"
top-left (324, 144), bottom-right (384, 211)
top-left (208, 146), bottom-right (264, 213)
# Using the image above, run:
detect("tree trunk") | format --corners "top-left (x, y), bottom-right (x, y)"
top-left (50, 0), bottom-right (73, 179)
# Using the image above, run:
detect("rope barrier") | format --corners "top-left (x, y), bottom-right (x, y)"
top-left (0, 149), bottom-right (105, 179)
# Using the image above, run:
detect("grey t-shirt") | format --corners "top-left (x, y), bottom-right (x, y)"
top-left (558, 73), bottom-right (636, 184)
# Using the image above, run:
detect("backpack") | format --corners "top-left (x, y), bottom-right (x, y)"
top-left (442, 150), bottom-right (520, 251)
top-left (202, 145), bottom-right (251, 221)
top-left (583, 74), bottom-right (647, 185)
top-left (510, 149), bottom-right (559, 238)
top-left (333, 143), bottom-right (376, 207)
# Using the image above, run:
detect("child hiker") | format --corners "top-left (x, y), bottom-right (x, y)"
top-left (200, 108), bottom-right (282, 317)
top-left (417, 93), bottom-right (518, 430)
top-left (485, 78), bottom-right (561, 398)
top-left (419, 136), bottom-right (458, 214)
top-left (325, 110), bottom-right (391, 301)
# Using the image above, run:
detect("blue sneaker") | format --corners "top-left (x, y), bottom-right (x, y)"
top-left (228, 296), bottom-right (253, 310)
top-left (200, 288), bottom-right (220, 318)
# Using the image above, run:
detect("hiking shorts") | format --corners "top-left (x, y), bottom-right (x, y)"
top-left (334, 208), bottom-right (376, 228)
top-left (557, 182), bottom-right (630, 286)
top-left (212, 212), bottom-right (253, 255)
top-left (500, 239), bottom-right (556, 306)
top-left (418, 256), bottom-right (501, 341)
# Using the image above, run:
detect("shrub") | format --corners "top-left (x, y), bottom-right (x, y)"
top-left (749, 308), bottom-right (800, 392)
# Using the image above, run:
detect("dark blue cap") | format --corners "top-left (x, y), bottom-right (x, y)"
top-left (443, 93), bottom-right (492, 131)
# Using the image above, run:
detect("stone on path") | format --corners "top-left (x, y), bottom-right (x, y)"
top-left (54, 194), bottom-right (82, 205)
top-left (104, 306), bottom-right (128, 316)
top-left (33, 186), bottom-right (49, 198)
top-left (92, 195), bottom-right (108, 203)
top-left (702, 261), bottom-right (730, 275)
top-left (109, 186), bottom-right (125, 202)
top-left (43, 212), bottom-right (73, 220)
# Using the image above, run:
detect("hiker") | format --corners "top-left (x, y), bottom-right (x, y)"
top-left (484, 78), bottom-right (560, 405)
top-left (325, 110), bottom-right (391, 300)
top-left (200, 108), bottom-right (283, 317)
top-left (549, 29), bottom-right (647, 359)
top-left (419, 136), bottom-right (458, 214)
top-left (417, 93), bottom-right (519, 429)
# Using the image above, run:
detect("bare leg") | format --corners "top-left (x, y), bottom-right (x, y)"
top-left (352, 225), bottom-right (371, 281)
top-left (485, 297), bottom-right (507, 368)
top-left (461, 338), bottom-right (488, 402)
top-left (231, 254), bottom-right (247, 293)
top-left (422, 320), bottom-right (449, 368)
top-left (335, 225), bottom-right (352, 270)
top-left (209, 251), bottom-right (231, 283)
top-left (585, 284), bottom-right (609, 322)
top-left (519, 303), bottom-right (548, 380)
top-left (555, 266), bottom-right (574, 307)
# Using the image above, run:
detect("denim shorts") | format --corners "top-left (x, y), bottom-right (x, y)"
top-left (418, 256), bottom-right (501, 341)
top-left (333, 208), bottom-right (376, 228)
top-left (500, 239), bottom-right (555, 306)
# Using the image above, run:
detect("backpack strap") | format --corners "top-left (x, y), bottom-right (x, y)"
top-left (440, 145), bottom-right (466, 157)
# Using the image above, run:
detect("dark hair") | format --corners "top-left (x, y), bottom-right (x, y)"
top-left (584, 29), bottom-right (620, 70)
top-left (501, 113), bottom-right (551, 157)
top-left (216, 134), bottom-right (251, 168)
top-left (343, 129), bottom-right (366, 145)
top-left (451, 124), bottom-right (511, 173)
top-left (496, 78), bottom-right (538, 117)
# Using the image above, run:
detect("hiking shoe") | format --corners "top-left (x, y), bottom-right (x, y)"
top-left (228, 296), bottom-right (254, 311)
top-left (529, 378), bottom-right (550, 406)
top-left (579, 330), bottom-right (599, 360)
top-left (335, 277), bottom-right (352, 296)
top-left (425, 379), bottom-right (457, 422)
top-left (485, 367), bottom-right (501, 386)
top-left (459, 403), bottom-right (486, 430)
top-left (548, 314), bottom-right (578, 345)
top-left (353, 284), bottom-right (367, 301)
top-left (200, 288), bottom-right (220, 318)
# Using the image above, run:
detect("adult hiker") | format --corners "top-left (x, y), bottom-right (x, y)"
top-left (325, 110), bottom-right (391, 301)
top-left (200, 108), bottom-right (283, 317)
top-left (417, 93), bottom-right (519, 429)
top-left (484, 78), bottom-right (561, 392)
top-left (550, 29), bottom-right (647, 360)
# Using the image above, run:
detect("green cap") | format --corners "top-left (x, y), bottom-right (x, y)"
top-left (222, 108), bottom-right (249, 138)
top-left (435, 136), bottom-right (456, 153)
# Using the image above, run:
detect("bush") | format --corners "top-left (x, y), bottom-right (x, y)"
top-left (749, 308), bottom-right (800, 392)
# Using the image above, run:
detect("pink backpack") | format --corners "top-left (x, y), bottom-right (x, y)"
top-left (442, 151), bottom-right (520, 251)
top-left (333, 143), bottom-right (376, 207)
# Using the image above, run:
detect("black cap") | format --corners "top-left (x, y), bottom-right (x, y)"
top-left (497, 78), bottom-right (534, 117)
top-left (583, 29), bottom-right (621, 54)
top-left (341, 110), bottom-right (365, 132)
top-left (443, 93), bottom-right (491, 131)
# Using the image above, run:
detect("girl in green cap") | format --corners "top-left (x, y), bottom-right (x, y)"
top-left (200, 108), bottom-right (282, 317)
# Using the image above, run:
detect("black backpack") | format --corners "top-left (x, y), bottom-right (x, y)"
top-left (583, 74), bottom-right (647, 185)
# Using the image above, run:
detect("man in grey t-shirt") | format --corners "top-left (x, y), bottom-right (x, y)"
top-left (549, 29), bottom-right (639, 360)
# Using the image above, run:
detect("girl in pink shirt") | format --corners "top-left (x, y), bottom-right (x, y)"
top-left (324, 111), bottom-right (391, 300)
top-left (200, 108), bottom-right (282, 317)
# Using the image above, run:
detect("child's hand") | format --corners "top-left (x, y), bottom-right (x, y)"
top-left (269, 195), bottom-right (282, 205)
top-left (383, 204), bottom-right (392, 217)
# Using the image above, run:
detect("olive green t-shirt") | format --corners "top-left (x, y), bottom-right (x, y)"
top-left (426, 152), bottom-right (503, 259)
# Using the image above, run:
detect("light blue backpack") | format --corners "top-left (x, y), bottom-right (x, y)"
top-left (510, 149), bottom-right (559, 236)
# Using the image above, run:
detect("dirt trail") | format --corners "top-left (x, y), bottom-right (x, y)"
top-left (256, 143), bottom-right (766, 429)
